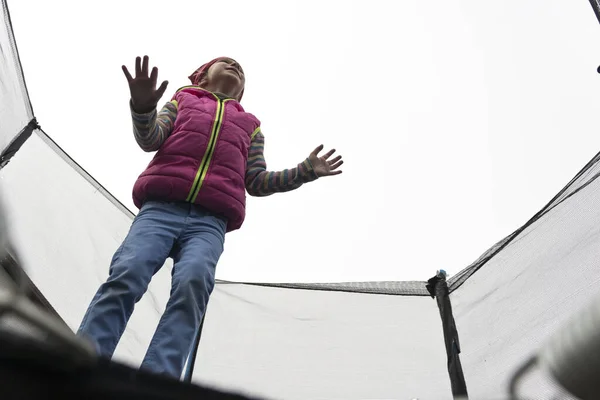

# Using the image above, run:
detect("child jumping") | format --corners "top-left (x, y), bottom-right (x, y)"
top-left (77, 56), bottom-right (343, 379)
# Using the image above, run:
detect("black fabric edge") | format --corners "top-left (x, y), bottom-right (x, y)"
top-left (214, 280), bottom-right (431, 296)
top-left (36, 128), bottom-right (135, 219)
top-left (1, 0), bottom-right (34, 120)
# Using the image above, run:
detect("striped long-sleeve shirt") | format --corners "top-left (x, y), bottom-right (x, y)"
top-left (130, 97), bottom-right (318, 197)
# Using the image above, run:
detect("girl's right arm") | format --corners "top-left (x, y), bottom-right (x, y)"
top-left (131, 100), bottom-right (178, 152)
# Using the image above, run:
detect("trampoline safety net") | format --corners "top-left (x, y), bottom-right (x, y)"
top-left (2, 0), bottom-right (600, 399)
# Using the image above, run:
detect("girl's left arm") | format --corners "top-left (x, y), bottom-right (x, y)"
top-left (245, 130), bottom-right (319, 197)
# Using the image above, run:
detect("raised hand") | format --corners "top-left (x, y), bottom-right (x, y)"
top-left (122, 55), bottom-right (169, 114)
top-left (308, 145), bottom-right (343, 177)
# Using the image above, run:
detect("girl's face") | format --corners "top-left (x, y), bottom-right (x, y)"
top-left (202, 58), bottom-right (245, 100)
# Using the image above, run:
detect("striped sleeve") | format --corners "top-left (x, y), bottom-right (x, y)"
top-left (245, 130), bottom-right (319, 197)
top-left (131, 100), bottom-right (178, 152)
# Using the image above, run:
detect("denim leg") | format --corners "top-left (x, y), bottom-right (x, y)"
top-left (140, 206), bottom-right (226, 378)
top-left (77, 201), bottom-right (185, 358)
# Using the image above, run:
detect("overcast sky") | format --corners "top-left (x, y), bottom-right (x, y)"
top-left (7, 0), bottom-right (600, 283)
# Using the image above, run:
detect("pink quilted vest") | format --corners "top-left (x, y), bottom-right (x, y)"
top-left (132, 86), bottom-right (261, 232)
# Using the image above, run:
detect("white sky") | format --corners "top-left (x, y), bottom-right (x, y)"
top-left (7, 0), bottom-right (600, 283)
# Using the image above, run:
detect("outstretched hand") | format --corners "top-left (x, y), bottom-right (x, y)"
top-left (309, 145), bottom-right (343, 177)
top-left (122, 55), bottom-right (169, 114)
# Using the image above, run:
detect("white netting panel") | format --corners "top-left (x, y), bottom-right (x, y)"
top-left (194, 283), bottom-right (452, 400)
top-left (451, 175), bottom-right (600, 399)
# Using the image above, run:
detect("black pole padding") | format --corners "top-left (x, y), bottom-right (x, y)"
top-left (587, 1), bottom-right (600, 74)
top-left (182, 313), bottom-right (205, 383)
top-left (428, 270), bottom-right (469, 399)
top-left (589, 0), bottom-right (600, 24)
top-left (0, 118), bottom-right (39, 169)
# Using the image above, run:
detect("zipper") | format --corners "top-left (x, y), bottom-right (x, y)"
top-left (185, 92), bottom-right (229, 203)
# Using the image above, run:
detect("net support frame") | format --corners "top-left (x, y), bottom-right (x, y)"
top-left (427, 271), bottom-right (469, 399)
top-left (589, 0), bottom-right (600, 24)
top-left (182, 313), bottom-right (205, 382)
top-left (0, 118), bottom-right (38, 169)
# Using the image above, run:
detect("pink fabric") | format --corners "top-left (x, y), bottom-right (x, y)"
top-left (132, 87), bottom-right (260, 232)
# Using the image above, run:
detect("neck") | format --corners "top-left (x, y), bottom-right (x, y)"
top-left (201, 82), bottom-right (238, 100)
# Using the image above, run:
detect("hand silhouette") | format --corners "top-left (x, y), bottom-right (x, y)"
top-left (122, 55), bottom-right (169, 114)
top-left (308, 145), bottom-right (343, 177)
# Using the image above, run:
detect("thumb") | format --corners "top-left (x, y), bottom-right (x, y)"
top-left (310, 144), bottom-right (324, 157)
top-left (156, 80), bottom-right (169, 98)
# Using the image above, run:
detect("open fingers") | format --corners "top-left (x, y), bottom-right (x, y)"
top-left (329, 160), bottom-right (343, 170)
top-left (321, 149), bottom-right (336, 160)
top-left (135, 56), bottom-right (142, 77)
top-left (122, 65), bottom-right (133, 83)
top-left (328, 155), bottom-right (342, 165)
top-left (150, 66), bottom-right (158, 87)
top-left (141, 55), bottom-right (149, 77)
top-left (311, 144), bottom-right (324, 157)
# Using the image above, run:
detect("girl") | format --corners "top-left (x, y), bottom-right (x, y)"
top-left (77, 56), bottom-right (343, 379)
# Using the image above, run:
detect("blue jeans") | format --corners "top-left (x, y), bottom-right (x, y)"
top-left (77, 201), bottom-right (226, 379)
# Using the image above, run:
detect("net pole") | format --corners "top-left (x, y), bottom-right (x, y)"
top-left (427, 270), bottom-right (469, 399)
top-left (589, 0), bottom-right (600, 24)
top-left (0, 118), bottom-right (38, 169)
top-left (182, 313), bottom-right (205, 383)
top-left (587, 0), bottom-right (600, 74)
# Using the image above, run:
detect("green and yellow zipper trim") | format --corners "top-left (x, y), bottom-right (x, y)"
top-left (180, 87), bottom-right (232, 203)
